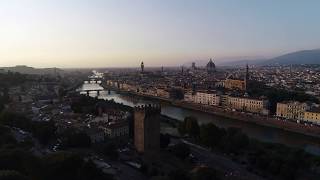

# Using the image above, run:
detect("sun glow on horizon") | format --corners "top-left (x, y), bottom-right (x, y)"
top-left (0, 0), bottom-right (320, 68)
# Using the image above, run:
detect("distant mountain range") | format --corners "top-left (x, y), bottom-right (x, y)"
top-left (0, 65), bottom-right (63, 75)
top-left (217, 49), bottom-right (320, 67)
top-left (260, 49), bottom-right (320, 65)
top-left (2, 49), bottom-right (320, 71)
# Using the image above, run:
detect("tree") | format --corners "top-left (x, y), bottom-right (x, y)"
top-left (0, 148), bottom-right (42, 180)
top-left (0, 111), bottom-right (57, 145)
top-left (170, 143), bottom-right (190, 160)
top-left (178, 122), bottom-right (186, 136)
top-left (43, 152), bottom-right (86, 180)
top-left (160, 134), bottom-right (171, 149)
top-left (169, 89), bottom-right (184, 100)
top-left (220, 128), bottom-right (249, 153)
top-left (58, 86), bottom-right (66, 99)
top-left (78, 160), bottom-right (113, 180)
top-left (32, 120), bottom-right (56, 145)
top-left (178, 116), bottom-right (200, 138)
top-left (0, 170), bottom-right (28, 180)
top-left (168, 169), bottom-right (190, 180)
top-left (0, 125), bottom-right (17, 147)
top-left (61, 131), bottom-right (91, 148)
top-left (247, 80), bottom-right (319, 114)
top-left (184, 117), bottom-right (200, 138)
top-left (199, 123), bottom-right (225, 149)
top-left (191, 167), bottom-right (220, 180)
top-left (102, 143), bottom-right (119, 160)
top-left (0, 111), bottom-right (33, 131)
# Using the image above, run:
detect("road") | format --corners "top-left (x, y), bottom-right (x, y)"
top-left (92, 152), bottom-right (147, 180)
top-left (179, 139), bottom-right (265, 180)
top-left (111, 161), bottom-right (148, 180)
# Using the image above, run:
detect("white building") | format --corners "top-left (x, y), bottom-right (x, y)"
top-left (184, 91), bottom-right (220, 106)
top-left (226, 96), bottom-right (269, 115)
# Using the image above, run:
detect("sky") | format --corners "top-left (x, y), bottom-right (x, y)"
top-left (0, 0), bottom-right (320, 68)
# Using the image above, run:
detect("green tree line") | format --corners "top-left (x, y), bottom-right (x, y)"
top-left (178, 116), bottom-right (320, 180)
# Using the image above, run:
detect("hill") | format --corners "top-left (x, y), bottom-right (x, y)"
top-left (213, 49), bottom-right (320, 67)
top-left (0, 65), bottom-right (63, 75)
top-left (260, 49), bottom-right (320, 65)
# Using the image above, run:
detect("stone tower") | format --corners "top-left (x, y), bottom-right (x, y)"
top-left (244, 63), bottom-right (250, 91)
top-left (141, 61), bottom-right (144, 73)
top-left (134, 104), bottom-right (161, 153)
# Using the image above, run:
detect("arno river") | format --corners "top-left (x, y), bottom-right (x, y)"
top-left (80, 82), bottom-right (320, 155)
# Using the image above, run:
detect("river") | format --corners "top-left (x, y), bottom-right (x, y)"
top-left (80, 83), bottom-right (320, 155)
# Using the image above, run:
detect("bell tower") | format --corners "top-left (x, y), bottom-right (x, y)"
top-left (244, 63), bottom-right (250, 92)
top-left (141, 61), bottom-right (144, 73)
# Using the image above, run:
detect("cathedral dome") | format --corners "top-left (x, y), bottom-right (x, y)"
top-left (206, 58), bottom-right (216, 73)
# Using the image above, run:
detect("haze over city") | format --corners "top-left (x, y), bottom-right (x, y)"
top-left (3, 1), bottom-right (320, 180)
top-left (1, 0), bottom-right (320, 68)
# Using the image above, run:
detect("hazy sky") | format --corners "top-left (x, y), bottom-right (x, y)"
top-left (0, 0), bottom-right (320, 68)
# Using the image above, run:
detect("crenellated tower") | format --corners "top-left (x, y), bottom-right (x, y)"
top-left (134, 104), bottom-right (161, 153)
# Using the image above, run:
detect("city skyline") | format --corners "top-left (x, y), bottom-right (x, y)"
top-left (1, 0), bottom-right (320, 68)
top-left (2, 1), bottom-right (320, 179)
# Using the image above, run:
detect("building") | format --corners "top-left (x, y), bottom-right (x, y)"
top-left (186, 91), bottom-right (220, 106)
top-left (194, 92), bottom-right (220, 106)
top-left (134, 104), bottom-right (160, 153)
top-left (85, 128), bottom-right (105, 143)
top-left (276, 101), bottom-right (307, 120)
top-left (184, 91), bottom-right (194, 102)
top-left (223, 64), bottom-right (250, 91)
top-left (304, 108), bottom-right (320, 124)
top-left (245, 63), bottom-right (249, 91)
top-left (156, 88), bottom-right (170, 99)
top-left (105, 121), bottom-right (129, 138)
top-left (224, 77), bottom-right (246, 91)
top-left (220, 95), bottom-right (229, 107)
top-left (206, 58), bottom-right (216, 74)
top-left (226, 96), bottom-right (269, 114)
top-left (122, 83), bottom-right (137, 92)
top-left (192, 62), bottom-right (196, 70)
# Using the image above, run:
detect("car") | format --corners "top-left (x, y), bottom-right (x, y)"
top-left (19, 130), bottom-right (26, 135)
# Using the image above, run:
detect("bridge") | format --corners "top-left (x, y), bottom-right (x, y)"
top-left (77, 83), bottom-right (104, 96)
top-left (84, 79), bottom-right (102, 84)
top-left (77, 70), bottom-right (105, 96)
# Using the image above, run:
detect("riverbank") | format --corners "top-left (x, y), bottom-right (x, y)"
top-left (173, 101), bottom-right (320, 138)
top-left (101, 84), bottom-right (320, 139)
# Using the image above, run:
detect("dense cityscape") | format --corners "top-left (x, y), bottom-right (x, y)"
top-left (1, 1), bottom-right (320, 180)
top-left (1, 61), bottom-right (320, 180)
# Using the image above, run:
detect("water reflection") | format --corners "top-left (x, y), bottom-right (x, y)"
top-left (82, 85), bottom-right (320, 155)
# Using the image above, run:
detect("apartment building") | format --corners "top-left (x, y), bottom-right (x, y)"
top-left (226, 96), bottom-right (268, 114)
top-left (224, 79), bottom-right (246, 91)
top-left (105, 122), bottom-right (129, 138)
top-left (276, 101), bottom-right (307, 120)
top-left (156, 88), bottom-right (170, 99)
top-left (184, 91), bottom-right (220, 106)
top-left (304, 108), bottom-right (320, 124)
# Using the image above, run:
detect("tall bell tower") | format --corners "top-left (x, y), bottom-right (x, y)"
top-left (244, 63), bottom-right (250, 92)
top-left (141, 61), bottom-right (144, 73)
